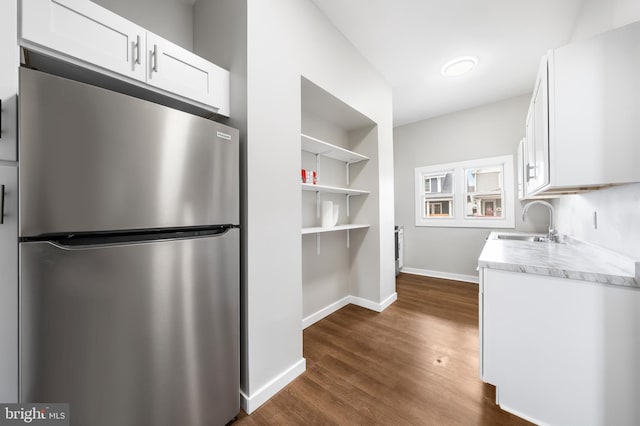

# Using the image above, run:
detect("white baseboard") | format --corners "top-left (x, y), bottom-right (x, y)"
top-left (401, 267), bottom-right (479, 284)
top-left (302, 296), bottom-right (351, 329)
top-left (302, 292), bottom-right (398, 330)
top-left (499, 402), bottom-right (545, 426)
top-left (240, 358), bottom-right (306, 414)
top-left (349, 292), bottom-right (398, 312)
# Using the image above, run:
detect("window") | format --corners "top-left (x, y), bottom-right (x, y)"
top-left (415, 155), bottom-right (514, 228)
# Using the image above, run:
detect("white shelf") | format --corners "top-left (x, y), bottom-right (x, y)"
top-left (301, 224), bottom-right (370, 235)
top-left (301, 133), bottom-right (369, 164)
top-left (301, 183), bottom-right (369, 196)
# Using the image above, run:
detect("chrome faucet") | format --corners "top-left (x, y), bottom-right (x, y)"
top-left (522, 200), bottom-right (559, 243)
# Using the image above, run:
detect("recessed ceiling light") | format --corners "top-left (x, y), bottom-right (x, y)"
top-left (441, 56), bottom-right (478, 77)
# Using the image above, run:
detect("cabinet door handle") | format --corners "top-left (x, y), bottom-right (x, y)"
top-left (134, 35), bottom-right (141, 65)
top-left (0, 98), bottom-right (3, 139)
top-left (152, 45), bottom-right (158, 72)
top-left (1, 185), bottom-right (5, 225)
top-left (526, 163), bottom-right (536, 181)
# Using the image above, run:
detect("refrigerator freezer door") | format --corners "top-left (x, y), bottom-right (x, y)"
top-left (19, 68), bottom-right (239, 237)
top-left (20, 230), bottom-right (240, 426)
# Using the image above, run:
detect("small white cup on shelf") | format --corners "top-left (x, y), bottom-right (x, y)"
top-left (321, 201), bottom-right (339, 228)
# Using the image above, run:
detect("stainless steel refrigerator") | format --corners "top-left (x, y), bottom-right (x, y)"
top-left (18, 68), bottom-right (240, 426)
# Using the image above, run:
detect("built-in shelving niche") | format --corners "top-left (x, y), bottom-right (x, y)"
top-left (300, 77), bottom-right (379, 329)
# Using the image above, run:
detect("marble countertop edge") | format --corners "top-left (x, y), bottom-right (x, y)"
top-left (478, 259), bottom-right (639, 288)
top-left (478, 232), bottom-right (639, 289)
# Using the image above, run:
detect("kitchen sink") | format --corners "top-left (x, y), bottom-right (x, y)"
top-left (496, 234), bottom-right (547, 242)
top-left (491, 233), bottom-right (565, 244)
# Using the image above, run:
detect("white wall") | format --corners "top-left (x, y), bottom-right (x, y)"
top-left (394, 95), bottom-right (547, 280)
top-left (194, 0), bottom-right (394, 413)
top-left (243, 0), bottom-right (394, 409)
top-left (553, 0), bottom-right (640, 260)
top-left (555, 184), bottom-right (640, 260)
top-left (571, 0), bottom-right (640, 41)
top-left (348, 126), bottom-right (385, 302)
top-left (93, 0), bottom-right (194, 50)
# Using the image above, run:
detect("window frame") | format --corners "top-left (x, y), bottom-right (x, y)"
top-left (420, 170), bottom-right (455, 220)
top-left (464, 164), bottom-right (505, 219)
top-left (415, 155), bottom-right (515, 228)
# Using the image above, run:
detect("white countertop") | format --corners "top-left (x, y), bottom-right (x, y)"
top-left (478, 232), bottom-right (639, 288)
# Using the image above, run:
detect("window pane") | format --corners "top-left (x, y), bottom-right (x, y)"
top-left (424, 197), bottom-right (454, 218)
top-left (466, 166), bottom-right (502, 192)
top-left (465, 165), bottom-right (504, 218)
top-left (424, 171), bottom-right (454, 194)
top-left (466, 195), bottom-right (503, 217)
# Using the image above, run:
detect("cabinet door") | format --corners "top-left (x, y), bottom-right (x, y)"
top-left (0, 165), bottom-right (18, 402)
top-left (146, 32), bottom-right (230, 116)
top-left (21, 0), bottom-right (146, 82)
top-left (478, 267), bottom-right (485, 381)
top-left (552, 22), bottom-right (640, 187)
top-left (0, 0), bottom-right (18, 161)
top-left (524, 110), bottom-right (534, 196)
top-left (484, 268), bottom-right (640, 425)
top-left (525, 58), bottom-right (550, 195)
top-left (517, 139), bottom-right (525, 200)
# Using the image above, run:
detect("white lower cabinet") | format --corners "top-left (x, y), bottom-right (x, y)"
top-left (478, 267), bottom-right (485, 380)
top-left (0, 164), bottom-right (18, 402)
top-left (480, 267), bottom-right (640, 425)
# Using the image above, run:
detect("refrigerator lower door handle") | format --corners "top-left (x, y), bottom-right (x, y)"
top-left (1, 184), bottom-right (5, 225)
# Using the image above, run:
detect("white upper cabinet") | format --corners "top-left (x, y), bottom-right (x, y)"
top-left (522, 57), bottom-right (550, 197)
top-left (517, 139), bottom-right (525, 200)
top-left (551, 22), bottom-right (640, 189)
top-left (0, 0), bottom-right (18, 161)
top-left (146, 33), bottom-right (230, 116)
top-left (524, 21), bottom-right (640, 196)
top-left (525, 58), bottom-right (549, 195)
top-left (21, 0), bottom-right (146, 82)
top-left (517, 138), bottom-right (558, 201)
top-left (20, 0), bottom-right (230, 116)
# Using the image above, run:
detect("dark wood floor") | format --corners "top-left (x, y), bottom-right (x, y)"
top-left (234, 273), bottom-right (531, 425)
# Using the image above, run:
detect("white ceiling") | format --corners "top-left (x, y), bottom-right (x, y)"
top-left (311, 0), bottom-right (586, 126)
